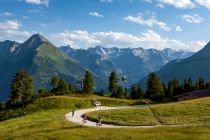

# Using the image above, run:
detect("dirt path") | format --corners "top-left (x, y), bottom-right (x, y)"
top-left (64, 105), bottom-right (195, 128)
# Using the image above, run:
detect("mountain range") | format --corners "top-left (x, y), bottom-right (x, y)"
top-left (60, 45), bottom-right (194, 87)
top-left (0, 34), bottom-right (196, 101)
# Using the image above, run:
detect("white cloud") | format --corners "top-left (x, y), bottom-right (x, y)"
top-left (195, 0), bottom-right (210, 9)
top-left (0, 20), bottom-right (31, 40)
top-left (2, 30), bottom-right (31, 37)
top-left (0, 20), bottom-right (20, 30)
top-left (176, 26), bottom-right (183, 32)
top-left (27, 9), bottom-right (40, 13)
top-left (190, 41), bottom-right (207, 51)
top-left (123, 15), bottom-right (171, 31)
top-left (52, 30), bottom-right (204, 52)
top-left (181, 14), bottom-right (203, 23)
top-left (1, 12), bottom-right (14, 16)
top-left (156, 3), bottom-right (165, 8)
top-left (89, 12), bottom-right (104, 17)
top-left (158, 0), bottom-right (196, 9)
top-left (144, 0), bottom-right (152, 3)
top-left (25, 0), bottom-right (49, 7)
top-left (100, 0), bottom-right (113, 3)
top-left (100, 0), bottom-right (136, 3)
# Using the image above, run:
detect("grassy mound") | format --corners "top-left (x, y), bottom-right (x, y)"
top-left (0, 95), bottom-right (150, 122)
top-left (87, 97), bottom-right (210, 126)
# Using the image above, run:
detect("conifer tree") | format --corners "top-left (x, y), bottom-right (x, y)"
top-left (205, 82), bottom-right (210, 89)
top-left (57, 78), bottom-right (69, 95)
top-left (194, 77), bottom-right (205, 90)
top-left (111, 86), bottom-right (124, 98)
top-left (51, 76), bottom-right (59, 93)
top-left (108, 71), bottom-right (118, 93)
top-left (131, 85), bottom-right (144, 99)
top-left (184, 78), bottom-right (193, 93)
top-left (83, 71), bottom-right (94, 94)
top-left (146, 72), bottom-right (164, 101)
top-left (8, 70), bottom-right (33, 106)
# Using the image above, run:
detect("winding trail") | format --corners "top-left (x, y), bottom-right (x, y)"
top-left (64, 105), bottom-right (195, 128)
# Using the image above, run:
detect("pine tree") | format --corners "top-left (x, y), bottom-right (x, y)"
top-left (57, 78), bottom-right (69, 95)
top-left (108, 71), bottom-right (118, 93)
top-left (8, 70), bottom-right (33, 106)
top-left (83, 71), bottom-right (94, 94)
top-left (131, 85), bottom-right (144, 99)
top-left (167, 79), bottom-right (181, 97)
top-left (167, 80), bottom-right (174, 98)
top-left (124, 88), bottom-right (129, 99)
top-left (68, 83), bottom-right (74, 93)
top-left (194, 77), bottom-right (205, 90)
top-left (184, 78), bottom-right (193, 93)
top-left (205, 83), bottom-right (210, 89)
top-left (111, 86), bottom-right (124, 98)
top-left (51, 76), bottom-right (59, 93)
top-left (33, 88), bottom-right (48, 99)
top-left (146, 72), bottom-right (164, 101)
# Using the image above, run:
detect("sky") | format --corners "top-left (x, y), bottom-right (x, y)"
top-left (0, 0), bottom-right (210, 52)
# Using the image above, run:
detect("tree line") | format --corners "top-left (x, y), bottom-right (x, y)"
top-left (130, 73), bottom-right (210, 101)
top-left (5, 70), bottom-right (94, 108)
top-left (2, 70), bottom-right (210, 109)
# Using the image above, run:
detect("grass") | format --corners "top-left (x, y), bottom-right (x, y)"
top-left (87, 107), bottom-right (159, 126)
top-left (1, 96), bottom-right (210, 139)
top-left (1, 109), bottom-right (210, 140)
top-left (87, 97), bottom-right (210, 126)
top-left (0, 95), bottom-right (151, 122)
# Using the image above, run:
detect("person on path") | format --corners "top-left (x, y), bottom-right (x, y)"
top-left (97, 115), bottom-right (102, 126)
top-left (72, 109), bottom-right (75, 117)
top-left (83, 114), bottom-right (87, 124)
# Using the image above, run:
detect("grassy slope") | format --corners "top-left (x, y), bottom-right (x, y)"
top-left (88, 97), bottom-right (210, 126)
top-left (0, 96), bottom-right (210, 140)
top-left (0, 95), bottom-right (150, 122)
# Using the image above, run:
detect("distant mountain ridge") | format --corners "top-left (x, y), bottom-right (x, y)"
top-left (138, 42), bottom-right (210, 87)
top-left (60, 45), bottom-right (194, 87)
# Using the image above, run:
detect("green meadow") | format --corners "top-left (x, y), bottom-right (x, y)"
top-left (88, 97), bottom-right (210, 126)
top-left (0, 96), bottom-right (210, 139)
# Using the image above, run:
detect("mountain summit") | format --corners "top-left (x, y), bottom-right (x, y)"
top-left (0, 34), bottom-right (88, 101)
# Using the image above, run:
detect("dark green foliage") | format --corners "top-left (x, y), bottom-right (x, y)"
top-left (124, 88), bottom-right (129, 99)
top-left (194, 77), bottom-right (205, 90)
top-left (146, 73), bottom-right (165, 101)
top-left (68, 83), bottom-right (74, 93)
top-left (57, 79), bottom-right (69, 95)
top-left (206, 83), bottom-right (210, 89)
top-left (51, 77), bottom-right (59, 92)
top-left (108, 71), bottom-right (119, 93)
top-left (0, 102), bottom-right (5, 110)
top-left (94, 90), bottom-right (104, 96)
top-left (184, 78), bottom-right (194, 93)
top-left (33, 88), bottom-right (48, 99)
top-left (83, 71), bottom-right (94, 94)
top-left (8, 70), bottom-right (33, 106)
top-left (50, 77), bottom-right (70, 95)
top-left (111, 86), bottom-right (125, 98)
top-left (131, 85), bottom-right (144, 99)
top-left (166, 79), bottom-right (182, 97)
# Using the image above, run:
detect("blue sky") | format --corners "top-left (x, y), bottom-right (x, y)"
top-left (0, 0), bottom-right (210, 51)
